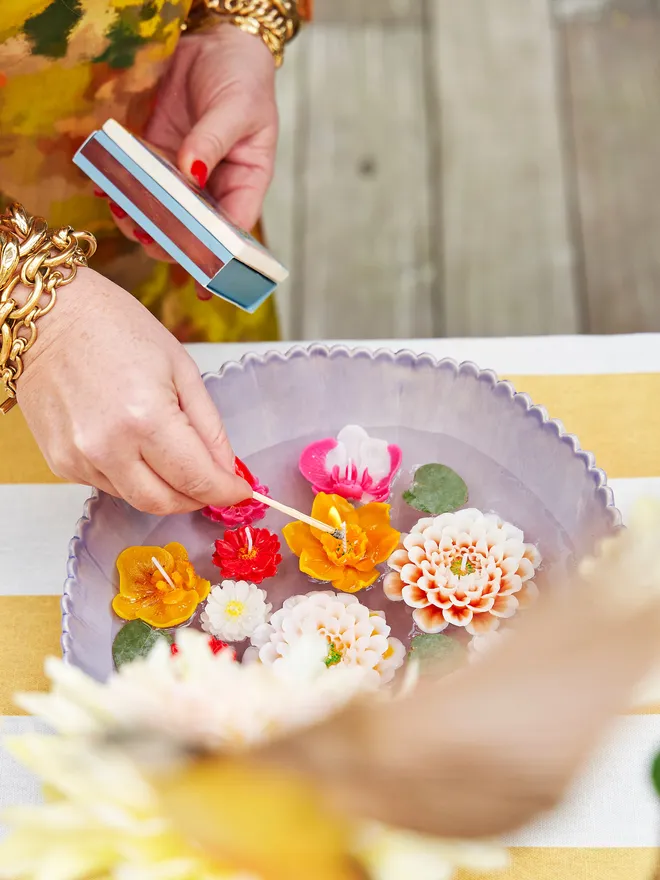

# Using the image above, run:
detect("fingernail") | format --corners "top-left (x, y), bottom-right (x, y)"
top-left (109, 202), bottom-right (127, 220)
top-left (191, 159), bottom-right (208, 189)
top-left (93, 188), bottom-right (107, 198)
top-left (196, 287), bottom-right (213, 301)
top-left (134, 228), bottom-right (154, 245)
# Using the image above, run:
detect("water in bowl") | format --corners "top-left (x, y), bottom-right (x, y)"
top-left (143, 426), bottom-right (574, 653)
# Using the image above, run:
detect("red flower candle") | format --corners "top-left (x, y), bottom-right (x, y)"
top-left (202, 457), bottom-right (270, 527)
top-left (212, 525), bottom-right (282, 584)
top-left (171, 637), bottom-right (235, 658)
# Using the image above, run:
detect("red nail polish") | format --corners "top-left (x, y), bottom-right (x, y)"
top-left (93, 188), bottom-right (107, 198)
top-left (196, 287), bottom-right (213, 301)
top-left (109, 202), bottom-right (127, 220)
top-left (191, 159), bottom-right (208, 189)
top-left (134, 228), bottom-right (154, 245)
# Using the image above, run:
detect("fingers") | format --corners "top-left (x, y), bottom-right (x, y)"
top-left (99, 193), bottom-right (174, 263)
top-left (178, 99), bottom-right (248, 193)
top-left (109, 459), bottom-right (206, 516)
top-left (140, 409), bottom-right (248, 509)
top-left (210, 156), bottom-right (273, 233)
top-left (174, 354), bottom-right (236, 473)
top-left (49, 453), bottom-right (120, 499)
top-left (77, 468), bottom-right (120, 499)
top-left (195, 283), bottom-right (213, 302)
top-left (46, 420), bottom-right (203, 515)
top-left (56, 418), bottom-right (245, 517)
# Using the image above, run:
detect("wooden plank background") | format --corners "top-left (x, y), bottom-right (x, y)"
top-left (263, 0), bottom-right (660, 339)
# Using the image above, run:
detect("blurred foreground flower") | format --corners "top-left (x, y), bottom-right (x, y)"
top-left (0, 734), bottom-right (234, 880)
top-left (1, 629), bottom-right (507, 880)
top-left (17, 629), bottom-right (366, 750)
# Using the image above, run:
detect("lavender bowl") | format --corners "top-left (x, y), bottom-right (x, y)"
top-left (63, 345), bottom-right (620, 680)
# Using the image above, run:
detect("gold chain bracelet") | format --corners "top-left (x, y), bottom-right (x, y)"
top-left (184, 0), bottom-right (300, 68)
top-left (0, 203), bottom-right (96, 415)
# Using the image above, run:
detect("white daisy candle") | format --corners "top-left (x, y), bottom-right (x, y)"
top-left (200, 580), bottom-right (272, 643)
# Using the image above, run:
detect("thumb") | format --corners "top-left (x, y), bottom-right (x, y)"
top-left (178, 99), bottom-right (247, 189)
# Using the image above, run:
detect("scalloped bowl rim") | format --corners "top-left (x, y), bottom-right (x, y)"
top-left (62, 343), bottom-right (622, 663)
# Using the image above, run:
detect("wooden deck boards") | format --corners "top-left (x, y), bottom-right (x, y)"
top-left (430, 0), bottom-right (580, 337)
top-left (314, 0), bottom-right (423, 23)
top-left (262, 0), bottom-right (660, 339)
top-left (561, 15), bottom-right (660, 332)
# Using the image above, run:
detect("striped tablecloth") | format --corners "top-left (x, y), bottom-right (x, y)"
top-left (2, 335), bottom-right (660, 878)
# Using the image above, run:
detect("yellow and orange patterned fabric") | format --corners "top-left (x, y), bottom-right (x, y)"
top-left (0, 0), bottom-right (310, 343)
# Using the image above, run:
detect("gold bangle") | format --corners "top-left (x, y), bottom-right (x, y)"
top-left (0, 203), bottom-right (96, 415)
top-left (184, 0), bottom-right (301, 68)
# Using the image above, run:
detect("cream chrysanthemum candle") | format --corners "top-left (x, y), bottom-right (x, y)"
top-left (251, 590), bottom-right (406, 686)
top-left (385, 508), bottom-right (541, 636)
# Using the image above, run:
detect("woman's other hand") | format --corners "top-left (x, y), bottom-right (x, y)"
top-left (16, 268), bottom-right (249, 515)
top-left (105, 24), bottom-right (277, 258)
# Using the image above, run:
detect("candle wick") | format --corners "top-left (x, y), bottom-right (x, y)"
top-left (246, 527), bottom-right (253, 553)
top-left (152, 556), bottom-right (175, 589)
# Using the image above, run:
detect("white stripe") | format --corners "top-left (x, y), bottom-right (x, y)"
top-left (609, 477), bottom-right (660, 522)
top-left (187, 334), bottom-right (660, 378)
top-left (0, 714), bottom-right (659, 846)
top-left (506, 715), bottom-right (660, 847)
top-left (0, 718), bottom-right (48, 828)
top-left (0, 484), bottom-right (91, 596)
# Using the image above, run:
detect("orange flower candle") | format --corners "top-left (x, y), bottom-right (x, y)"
top-left (113, 543), bottom-right (211, 629)
top-left (282, 493), bottom-right (400, 593)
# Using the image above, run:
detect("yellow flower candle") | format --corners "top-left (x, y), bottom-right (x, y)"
top-left (113, 543), bottom-right (211, 629)
top-left (282, 493), bottom-right (400, 593)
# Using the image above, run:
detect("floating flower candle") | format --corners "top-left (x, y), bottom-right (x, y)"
top-left (112, 543), bottom-right (210, 629)
top-left (202, 457), bottom-right (269, 527)
top-left (385, 509), bottom-right (541, 635)
top-left (282, 492), bottom-right (400, 593)
top-left (200, 579), bottom-right (272, 642)
top-left (212, 525), bottom-right (282, 584)
top-left (251, 591), bottom-right (406, 686)
top-left (299, 425), bottom-right (402, 503)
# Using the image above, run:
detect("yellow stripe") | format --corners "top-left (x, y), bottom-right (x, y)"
top-left (0, 409), bottom-right (63, 484)
top-left (458, 848), bottom-right (657, 878)
top-left (631, 703), bottom-right (660, 715)
top-left (3, 374), bottom-right (660, 483)
top-left (504, 374), bottom-right (660, 479)
top-left (0, 597), bottom-right (61, 715)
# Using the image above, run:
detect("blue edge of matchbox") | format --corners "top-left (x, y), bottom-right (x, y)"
top-left (73, 132), bottom-right (276, 315)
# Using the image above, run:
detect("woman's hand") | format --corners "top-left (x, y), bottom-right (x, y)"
top-left (106, 24), bottom-right (278, 260)
top-left (16, 268), bottom-right (249, 515)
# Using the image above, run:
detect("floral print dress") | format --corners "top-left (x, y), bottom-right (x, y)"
top-left (0, 0), bottom-right (305, 342)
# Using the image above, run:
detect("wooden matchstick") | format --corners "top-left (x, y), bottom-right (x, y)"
top-left (252, 491), bottom-right (345, 539)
